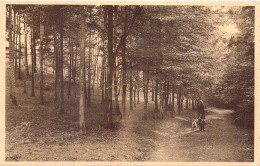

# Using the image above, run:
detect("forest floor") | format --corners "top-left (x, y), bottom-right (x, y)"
top-left (5, 82), bottom-right (254, 162)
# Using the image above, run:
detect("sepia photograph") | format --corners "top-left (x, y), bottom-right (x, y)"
top-left (4, 2), bottom-right (256, 163)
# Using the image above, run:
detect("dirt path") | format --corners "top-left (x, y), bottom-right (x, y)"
top-left (148, 107), bottom-right (254, 161)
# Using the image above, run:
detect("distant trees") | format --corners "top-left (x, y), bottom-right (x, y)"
top-left (6, 5), bottom-right (254, 130)
top-left (207, 7), bottom-right (254, 128)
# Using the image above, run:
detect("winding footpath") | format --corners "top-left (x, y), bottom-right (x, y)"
top-left (149, 107), bottom-right (254, 162)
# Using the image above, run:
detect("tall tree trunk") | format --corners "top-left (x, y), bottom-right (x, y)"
top-left (57, 35), bottom-right (60, 103)
top-left (8, 6), bottom-right (17, 105)
top-left (24, 17), bottom-right (29, 78)
top-left (172, 84), bottom-right (175, 117)
top-left (137, 73), bottom-right (140, 104)
top-left (177, 86), bottom-right (181, 115)
top-left (21, 15), bottom-right (26, 94)
top-left (39, 11), bottom-right (44, 104)
top-left (105, 5), bottom-right (114, 127)
top-left (101, 54), bottom-right (105, 103)
top-left (134, 76), bottom-right (136, 107)
top-left (31, 27), bottom-right (35, 97)
top-left (79, 11), bottom-right (86, 133)
top-left (152, 85), bottom-right (154, 101)
top-left (14, 12), bottom-right (18, 74)
top-left (114, 67), bottom-right (121, 116)
top-left (88, 28), bottom-right (92, 106)
top-left (92, 48), bottom-right (95, 95)
top-left (33, 26), bottom-right (37, 73)
top-left (143, 72), bottom-right (145, 103)
top-left (74, 45), bottom-right (78, 83)
top-left (169, 85), bottom-right (171, 105)
top-left (71, 41), bottom-right (74, 85)
top-left (59, 10), bottom-right (64, 114)
top-left (18, 14), bottom-right (22, 80)
top-left (121, 6), bottom-right (128, 121)
top-left (96, 49), bottom-right (99, 96)
top-left (143, 71), bottom-right (149, 120)
top-left (160, 83), bottom-right (165, 118)
top-left (92, 46), bottom-right (98, 96)
top-left (68, 37), bottom-right (72, 97)
top-left (129, 63), bottom-right (133, 111)
top-left (181, 88), bottom-right (184, 112)
top-left (163, 81), bottom-right (167, 116)
top-left (165, 81), bottom-right (170, 112)
top-left (155, 78), bottom-right (158, 112)
top-left (54, 33), bottom-right (59, 101)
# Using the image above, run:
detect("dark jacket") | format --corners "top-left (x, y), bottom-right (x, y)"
top-left (197, 101), bottom-right (205, 119)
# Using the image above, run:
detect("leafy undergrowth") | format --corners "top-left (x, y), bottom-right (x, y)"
top-left (5, 81), bottom-right (254, 161)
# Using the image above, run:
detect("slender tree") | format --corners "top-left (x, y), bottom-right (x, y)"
top-left (8, 5), bottom-right (17, 105)
top-left (39, 10), bottom-right (44, 104)
top-left (24, 15), bottom-right (29, 78)
top-left (30, 26), bottom-right (35, 97)
top-left (105, 5), bottom-right (114, 127)
top-left (59, 8), bottom-right (64, 114)
top-left (79, 9), bottom-right (86, 133)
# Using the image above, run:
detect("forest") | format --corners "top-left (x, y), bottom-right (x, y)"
top-left (5, 5), bottom-right (254, 161)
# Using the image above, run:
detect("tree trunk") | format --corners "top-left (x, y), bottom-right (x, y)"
top-left (180, 87), bottom-right (183, 111)
top-left (92, 48), bottom-right (95, 95)
top-left (8, 6), bottom-right (17, 105)
top-left (96, 50), bottom-right (99, 96)
top-left (143, 72), bottom-right (146, 104)
top-left (129, 64), bottom-right (133, 111)
top-left (68, 37), bottom-right (72, 97)
top-left (101, 54), bottom-right (105, 103)
top-left (105, 5), bottom-right (114, 127)
top-left (137, 73), bottom-right (140, 104)
top-left (88, 24), bottom-right (92, 106)
top-left (172, 84), bottom-right (175, 117)
top-left (159, 83), bottom-right (164, 118)
top-left (177, 86), bottom-right (181, 115)
top-left (54, 33), bottom-right (59, 101)
top-left (79, 11), bottom-right (86, 134)
top-left (121, 6), bottom-right (128, 121)
top-left (152, 80), bottom-right (154, 101)
top-left (143, 71), bottom-right (149, 120)
top-left (24, 18), bottom-right (29, 78)
top-left (134, 76), bottom-right (136, 107)
top-left (31, 27), bottom-right (35, 97)
top-left (39, 12), bottom-right (44, 104)
top-left (166, 81), bottom-right (170, 111)
top-left (21, 16), bottom-right (26, 94)
top-left (59, 10), bottom-right (64, 114)
top-left (14, 12), bottom-right (18, 74)
top-left (155, 78), bottom-right (158, 112)
top-left (33, 26), bottom-right (37, 73)
top-left (73, 44), bottom-right (77, 83)
top-left (71, 42), bottom-right (74, 86)
top-left (18, 14), bottom-right (22, 80)
top-left (163, 81), bottom-right (167, 116)
top-left (114, 67), bottom-right (121, 116)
